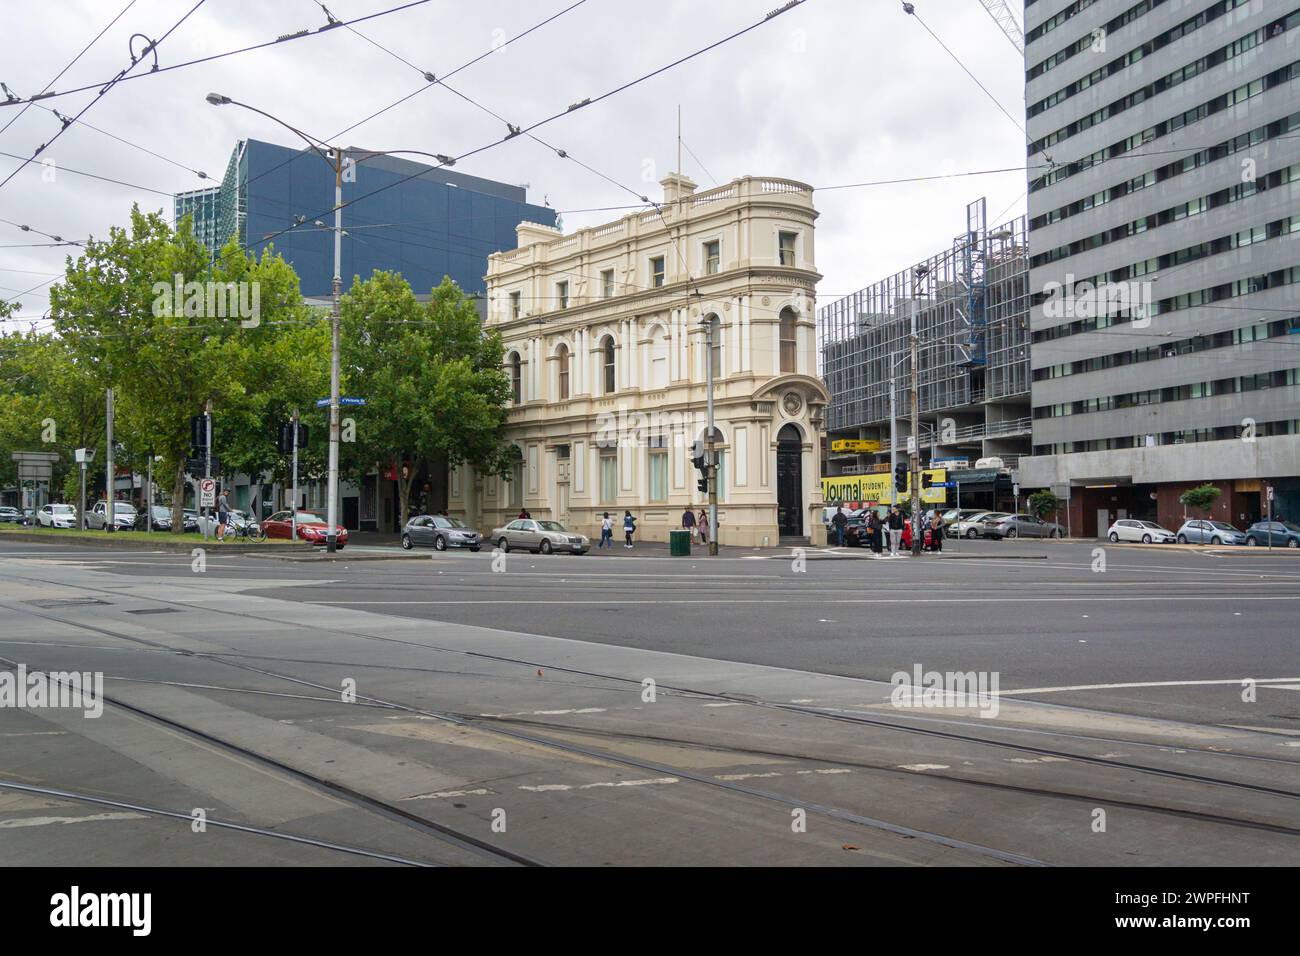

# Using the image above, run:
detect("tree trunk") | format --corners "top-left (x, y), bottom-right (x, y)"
top-left (171, 458), bottom-right (186, 534)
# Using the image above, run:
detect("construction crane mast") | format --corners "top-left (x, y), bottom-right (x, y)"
top-left (976, 0), bottom-right (1024, 54)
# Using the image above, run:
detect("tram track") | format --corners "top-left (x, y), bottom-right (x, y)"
top-left (2, 564), bottom-right (1298, 864)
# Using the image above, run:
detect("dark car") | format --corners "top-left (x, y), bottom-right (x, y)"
top-left (402, 514), bottom-right (482, 552)
top-left (843, 516), bottom-right (870, 548)
top-left (134, 505), bottom-right (173, 531)
top-left (1244, 520), bottom-right (1300, 548)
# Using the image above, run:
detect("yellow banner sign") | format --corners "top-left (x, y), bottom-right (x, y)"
top-left (821, 470), bottom-right (948, 505)
top-left (830, 439), bottom-right (881, 453)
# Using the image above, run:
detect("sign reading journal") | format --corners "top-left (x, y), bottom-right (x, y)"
top-left (821, 469), bottom-right (948, 506)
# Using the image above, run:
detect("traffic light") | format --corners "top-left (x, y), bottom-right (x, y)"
top-left (893, 463), bottom-right (907, 493)
top-left (921, 472), bottom-right (932, 490)
top-left (691, 439), bottom-right (707, 475)
top-left (697, 477), bottom-right (709, 494)
top-left (277, 422), bottom-right (308, 454)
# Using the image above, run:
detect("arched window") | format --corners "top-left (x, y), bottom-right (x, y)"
top-left (557, 344), bottom-right (570, 400)
top-left (509, 352), bottom-right (522, 403)
top-left (601, 335), bottom-right (616, 394)
top-left (779, 308), bottom-right (798, 374)
top-left (706, 315), bottom-right (722, 380)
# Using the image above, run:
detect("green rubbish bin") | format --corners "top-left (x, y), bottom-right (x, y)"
top-left (669, 529), bottom-right (692, 556)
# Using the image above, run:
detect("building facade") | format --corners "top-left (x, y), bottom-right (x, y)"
top-left (173, 138), bottom-right (556, 300)
top-left (448, 173), bottom-right (830, 547)
top-left (818, 198), bottom-right (1031, 514)
top-left (1020, 0), bottom-right (1300, 534)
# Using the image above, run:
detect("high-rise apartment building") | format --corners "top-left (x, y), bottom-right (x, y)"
top-left (1020, 0), bottom-right (1300, 534)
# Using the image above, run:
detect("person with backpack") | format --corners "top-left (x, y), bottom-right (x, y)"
top-left (598, 512), bottom-right (614, 549)
top-left (682, 506), bottom-right (698, 541)
top-left (623, 510), bottom-right (637, 549)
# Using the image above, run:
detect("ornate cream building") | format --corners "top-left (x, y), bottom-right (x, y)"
top-left (448, 173), bottom-right (829, 547)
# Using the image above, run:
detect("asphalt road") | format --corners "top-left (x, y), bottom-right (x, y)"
top-left (1, 536), bottom-right (1297, 866)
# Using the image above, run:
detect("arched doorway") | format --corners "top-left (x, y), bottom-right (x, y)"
top-left (777, 423), bottom-right (802, 537)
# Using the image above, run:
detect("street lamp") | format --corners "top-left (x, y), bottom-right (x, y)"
top-left (207, 93), bottom-right (344, 551)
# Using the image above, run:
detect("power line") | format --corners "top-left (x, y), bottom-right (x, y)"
top-left (0, 0), bottom-right (138, 139)
top-left (0, 0), bottom-right (207, 196)
top-left (244, 0), bottom-right (813, 252)
top-left (0, 0), bottom-right (438, 108)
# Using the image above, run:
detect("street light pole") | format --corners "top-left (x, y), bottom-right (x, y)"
top-left (104, 387), bottom-right (114, 533)
top-left (704, 316), bottom-right (718, 556)
top-left (909, 266), bottom-right (929, 555)
top-left (326, 150), bottom-right (342, 552)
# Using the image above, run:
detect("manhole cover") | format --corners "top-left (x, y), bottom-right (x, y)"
top-left (125, 607), bottom-right (180, 615)
top-left (24, 598), bottom-right (110, 609)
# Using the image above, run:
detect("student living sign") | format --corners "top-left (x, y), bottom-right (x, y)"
top-left (821, 469), bottom-right (948, 506)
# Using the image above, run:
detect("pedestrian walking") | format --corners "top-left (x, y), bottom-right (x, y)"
top-left (868, 509), bottom-right (883, 555)
top-left (831, 505), bottom-right (848, 547)
top-left (929, 511), bottom-right (944, 553)
top-left (682, 506), bottom-right (698, 541)
top-left (623, 510), bottom-right (637, 549)
top-left (598, 512), bottom-right (614, 549)
top-left (698, 508), bottom-right (710, 545)
top-left (887, 505), bottom-right (903, 556)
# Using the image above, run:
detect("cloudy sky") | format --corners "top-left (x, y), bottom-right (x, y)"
top-left (0, 0), bottom-right (1029, 326)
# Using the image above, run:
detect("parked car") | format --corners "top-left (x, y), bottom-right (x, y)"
top-left (1107, 519), bottom-right (1176, 544)
top-left (134, 505), bottom-right (173, 531)
top-left (86, 500), bottom-right (137, 530)
top-left (36, 504), bottom-right (78, 528)
top-left (0, 506), bottom-right (23, 523)
top-left (949, 511), bottom-right (1002, 538)
top-left (842, 515), bottom-right (870, 548)
top-left (183, 510), bottom-right (219, 535)
top-left (983, 513), bottom-right (1065, 539)
top-left (491, 518), bottom-right (589, 554)
top-left (1175, 519), bottom-right (1245, 545)
top-left (1244, 520), bottom-right (1300, 548)
top-left (402, 514), bottom-right (482, 552)
top-left (940, 508), bottom-right (987, 527)
top-left (260, 510), bottom-right (348, 548)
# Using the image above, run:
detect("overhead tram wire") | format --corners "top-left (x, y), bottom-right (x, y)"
top-left (240, 0), bottom-right (814, 254)
top-left (198, 0), bottom-right (592, 268)
top-left (0, 0), bottom-right (439, 108)
top-left (0, 0), bottom-right (138, 139)
top-left (0, 0), bottom-right (207, 196)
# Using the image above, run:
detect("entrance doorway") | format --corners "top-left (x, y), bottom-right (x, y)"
top-left (776, 424), bottom-right (803, 537)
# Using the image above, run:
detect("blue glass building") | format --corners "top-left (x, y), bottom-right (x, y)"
top-left (175, 138), bottom-right (556, 300)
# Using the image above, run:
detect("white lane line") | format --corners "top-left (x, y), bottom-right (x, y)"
top-left (997, 677), bottom-right (1300, 696)
top-left (0, 731), bottom-right (68, 738)
top-left (898, 764), bottom-right (950, 772)
top-left (307, 595), bottom-right (1300, 606)
top-left (403, 788), bottom-right (494, 801)
top-left (517, 777), bottom-right (679, 792)
top-left (0, 812), bottom-right (146, 829)
top-left (477, 707), bottom-right (606, 718)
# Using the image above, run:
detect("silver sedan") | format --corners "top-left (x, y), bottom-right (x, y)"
top-left (491, 518), bottom-right (589, 554)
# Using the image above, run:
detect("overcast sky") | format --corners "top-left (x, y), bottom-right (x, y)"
top-left (0, 0), bottom-right (1029, 327)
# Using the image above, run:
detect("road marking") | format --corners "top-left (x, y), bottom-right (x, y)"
top-left (306, 595), bottom-right (1300, 606)
top-left (517, 777), bottom-right (679, 792)
top-left (898, 764), bottom-right (949, 771)
top-left (404, 788), bottom-right (494, 801)
top-left (0, 812), bottom-right (146, 829)
top-left (478, 707), bottom-right (606, 718)
top-left (997, 677), bottom-right (1300, 696)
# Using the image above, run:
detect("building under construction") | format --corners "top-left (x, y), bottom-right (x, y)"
top-left (817, 198), bottom-right (1031, 510)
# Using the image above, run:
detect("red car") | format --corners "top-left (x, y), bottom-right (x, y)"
top-left (262, 510), bottom-right (348, 548)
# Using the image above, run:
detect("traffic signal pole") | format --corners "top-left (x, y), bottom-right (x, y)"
top-left (704, 316), bottom-right (718, 556)
top-left (910, 299), bottom-right (922, 556)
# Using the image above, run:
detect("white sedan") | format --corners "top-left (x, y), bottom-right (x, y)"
top-left (36, 504), bottom-right (78, 528)
top-left (1107, 519), bottom-right (1176, 544)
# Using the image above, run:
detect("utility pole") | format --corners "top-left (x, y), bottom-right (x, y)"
top-left (203, 399), bottom-right (212, 542)
top-left (146, 451), bottom-right (152, 532)
top-left (326, 149), bottom-right (343, 553)
top-left (888, 373), bottom-right (897, 510)
top-left (704, 316), bottom-right (718, 556)
top-left (291, 408), bottom-right (300, 543)
top-left (104, 387), bottom-right (114, 533)
top-left (909, 266), bottom-right (929, 555)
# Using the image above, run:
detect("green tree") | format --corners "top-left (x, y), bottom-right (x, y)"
top-left (48, 207), bottom-right (315, 530)
top-left (1028, 489), bottom-right (1059, 520)
top-left (339, 272), bottom-right (514, 524)
top-left (1179, 483), bottom-right (1221, 517)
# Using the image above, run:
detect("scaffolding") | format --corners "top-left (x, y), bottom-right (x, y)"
top-left (817, 198), bottom-right (1030, 441)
